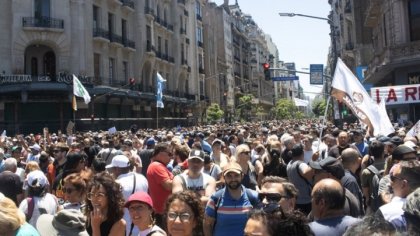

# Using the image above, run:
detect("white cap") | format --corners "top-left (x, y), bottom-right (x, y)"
top-left (27, 170), bottom-right (49, 187)
top-left (30, 143), bottom-right (41, 151)
top-left (106, 155), bottom-right (130, 168)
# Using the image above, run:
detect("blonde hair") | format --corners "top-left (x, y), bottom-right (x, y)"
top-left (235, 144), bottom-right (251, 159)
top-left (25, 161), bottom-right (40, 174)
top-left (0, 195), bottom-right (26, 234)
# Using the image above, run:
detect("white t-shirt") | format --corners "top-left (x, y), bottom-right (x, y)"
top-left (117, 172), bottom-right (148, 236)
top-left (139, 225), bottom-right (166, 236)
top-left (19, 193), bottom-right (59, 227)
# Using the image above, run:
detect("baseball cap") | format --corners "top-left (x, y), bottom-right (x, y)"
top-left (350, 129), bottom-right (362, 135)
top-left (105, 155), bottom-right (130, 169)
top-left (392, 144), bottom-right (416, 160)
top-left (146, 138), bottom-right (156, 146)
top-left (223, 162), bottom-right (243, 175)
top-left (124, 191), bottom-right (154, 210)
top-left (27, 170), bottom-right (49, 187)
top-left (309, 157), bottom-right (345, 179)
top-left (30, 143), bottom-right (41, 151)
top-left (390, 136), bottom-right (404, 146)
top-left (188, 149), bottom-right (205, 161)
top-left (36, 209), bottom-right (89, 236)
top-left (377, 136), bottom-right (391, 144)
top-left (197, 132), bottom-right (205, 139)
top-left (212, 139), bottom-right (224, 146)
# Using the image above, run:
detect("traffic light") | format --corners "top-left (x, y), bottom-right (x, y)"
top-left (129, 78), bottom-right (135, 90)
top-left (263, 63), bottom-right (271, 81)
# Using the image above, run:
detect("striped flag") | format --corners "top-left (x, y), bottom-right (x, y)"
top-left (73, 75), bottom-right (91, 104)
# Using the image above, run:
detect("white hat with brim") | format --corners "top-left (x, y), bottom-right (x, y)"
top-left (36, 209), bottom-right (89, 236)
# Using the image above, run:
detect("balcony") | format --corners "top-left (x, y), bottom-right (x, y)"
top-left (22, 16), bottom-right (64, 30)
top-left (156, 51), bottom-right (162, 59)
top-left (182, 59), bottom-right (188, 65)
top-left (196, 14), bottom-right (202, 21)
top-left (199, 67), bottom-right (205, 74)
top-left (146, 41), bottom-right (155, 54)
top-left (168, 56), bottom-right (175, 63)
top-left (144, 7), bottom-right (155, 18)
top-left (178, 0), bottom-right (186, 5)
top-left (345, 42), bottom-right (354, 50)
top-left (93, 28), bottom-right (110, 41)
top-left (161, 53), bottom-right (169, 61)
top-left (186, 38), bottom-right (190, 44)
top-left (197, 41), bottom-right (203, 48)
top-left (180, 28), bottom-right (186, 35)
top-left (166, 24), bottom-right (174, 32)
top-left (234, 55), bottom-right (240, 61)
top-left (184, 10), bottom-right (189, 17)
top-left (344, 1), bottom-right (351, 14)
top-left (120, 0), bottom-right (134, 10)
top-left (109, 33), bottom-right (123, 46)
top-left (122, 38), bottom-right (135, 49)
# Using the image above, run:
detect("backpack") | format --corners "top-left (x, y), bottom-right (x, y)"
top-left (366, 165), bottom-right (384, 212)
top-left (25, 197), bottom-right (35, 222)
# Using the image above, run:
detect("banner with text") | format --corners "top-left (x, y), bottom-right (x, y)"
top-left (371, 84), bottom-right (420, 105)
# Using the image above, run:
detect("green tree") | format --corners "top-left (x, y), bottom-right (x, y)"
top-left (273, 98), bottom-right (299, 119)
top-left (236, 94), bottom-right (254, 121)
top-left (312, 98), bottom-right (332, 118)
top-left (206, 103), bottom-right (224, 123)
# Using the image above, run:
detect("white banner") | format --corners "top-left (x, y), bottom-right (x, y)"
top-left (371, 84), bottom-right (420, 105)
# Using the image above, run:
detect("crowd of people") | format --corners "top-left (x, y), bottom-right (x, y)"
top-left (0, 119), bottom-right (419, 236)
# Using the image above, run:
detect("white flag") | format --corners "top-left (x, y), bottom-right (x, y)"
top-left (294, 98), bottom-right (309, 107)
top-left (331, 58), bottom-right (394, 136)
top-left (406, 120), bottom-right (420, 137)
top-left (73, 75), bottom-right (91, 104)
top-left (156, 72), bottom-right (166, 108)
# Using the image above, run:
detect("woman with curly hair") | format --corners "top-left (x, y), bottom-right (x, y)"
top-left (165, 191), bottom-right (204, 236)
top-left (85, 172), bottom-right (126, 236)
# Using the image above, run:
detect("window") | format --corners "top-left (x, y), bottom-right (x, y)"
top-left (94, 53), bottom-right (100, 78)
top-left (108, 13), bottom-right (114, 34)
top-left (158, 36), bottom-right (162, 53)
top-left (93, 6), bottom-right (100, 29)
top-left (34, 0), bottom-right (50, 18)
top-left (165, 39), bottom-right (169, 55)
top-left (123, 61), bottom-right (128, 81)
top-left (197, 27), bottom-right (202, 42)
top-left (122, 19), bottom-right (127, 42)
top-left (109, 58), bottom-right (115, 84)
top-left (409, 0), bottom-right (420, 41)
top-left (196, 1), bottom-right (201, 17)
top-left (31, 58), bottom-right (38, 76)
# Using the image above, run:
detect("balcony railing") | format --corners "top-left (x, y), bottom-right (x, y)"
top-left (93, 27), bottom-right (109, 39)
top-left (167, 24), bottom-right (174, 31)
top-left (180, 28), bottom-right (186, 35)
top-left (184, 10), bottom-right (189, 17)
top-left (156, 51), bottom-right (162, 59)
top-left (168, 56), bottom-right (175, 63)
top-left (182, 59), bottom-right (188, 65)
top-left (122, 38), bottom-right (135, 49)
top-left (197, 41), bottom-right (203, 48)
top-left (178, 0), bottom-right (186, 5)
top-left (199, 67), bottom-right (205, 74)
top-left (22, 16), bottom-right (64, 29)
top-left (345, 42), bottom-right (354, 50)
top-left (186, 38), bottom-right (190, 44)
top-left (120, 0), bottom-right (134, 9)
top-left (144, 7), bottom-right (154, 16)
top-left (196, 14), bottom-right (202, 21)
top-left (109, 33), bottom-right (123, 45)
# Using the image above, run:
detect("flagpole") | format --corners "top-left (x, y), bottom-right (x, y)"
top-left (318, 96), bottom-right (331, 153)
top-left (156, 107), bottom-right (159, 129)
top-left (73, 96), bottom-right (76, 133)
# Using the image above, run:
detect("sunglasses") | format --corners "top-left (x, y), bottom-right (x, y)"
top-left (53, 149), bottom-right (61, 153)
top-left (258, 193), bottom-right (288, 203)
top-left (240, 151), bottom-right (250, 155)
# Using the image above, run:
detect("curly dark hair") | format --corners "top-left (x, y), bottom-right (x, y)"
top-left (164, 191), bottom-right (204, 236)
top-left (85, 172), bottom-right (125, 225)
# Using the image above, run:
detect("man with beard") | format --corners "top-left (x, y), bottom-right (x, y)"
top-left (204, 162), bottom-right (260, 236)
top-left (328, 131), bottom-right (361, 158)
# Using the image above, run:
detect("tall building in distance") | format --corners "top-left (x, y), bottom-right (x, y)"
top-left (0, 0), bottom-right (290, 133)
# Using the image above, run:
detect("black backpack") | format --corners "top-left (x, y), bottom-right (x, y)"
top-left (366, 165), bottom-right (384, 212)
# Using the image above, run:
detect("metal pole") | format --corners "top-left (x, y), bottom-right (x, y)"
top-left (318, 96), bottom-right (331, 153)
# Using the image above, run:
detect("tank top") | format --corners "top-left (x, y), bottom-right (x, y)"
top-left (86, 219), bottom-right (115, 236)
top-left (178, 172), bottom-right (213, 196)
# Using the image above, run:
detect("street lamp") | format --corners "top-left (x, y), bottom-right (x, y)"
top-left (278, 13), bottom-right (332, 24)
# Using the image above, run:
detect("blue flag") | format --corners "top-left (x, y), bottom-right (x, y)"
top-left (156, 72), bottom-right (166, 108)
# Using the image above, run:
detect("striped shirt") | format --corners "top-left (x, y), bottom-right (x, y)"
top-left (205, 186), bottom-right (258, 236)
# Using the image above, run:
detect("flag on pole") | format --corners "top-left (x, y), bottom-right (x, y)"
top-left (72, 96), bottom-right (77, 111)
top-left (73, 74), bottom-right (91, 104)
top-left (331, 58), bottom-right (394, 136)
top-left (294, 98), bottom-right (309, 107)
top-left (156, 72), bottom-right (166, 108)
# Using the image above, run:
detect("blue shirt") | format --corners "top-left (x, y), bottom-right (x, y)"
top-left (201, 140), bottom-right (212, 154)
top-left (309, 215), bottom-right (360, 236)
top-left (205, 186), bottom-right (258, 236)
top-left (354, 141), bottom-right (369, 156)
top-left (16, 223), bottom-right (40, 236)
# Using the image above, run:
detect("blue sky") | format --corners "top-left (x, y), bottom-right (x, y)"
top-left (212, 0), bottom-right (331, 99)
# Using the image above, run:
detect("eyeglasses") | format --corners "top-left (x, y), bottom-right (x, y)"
top-left (87, 192), bottom-right (106, 200)
top-left (167, 212), bottom-right (192, 222)
top-left (390, 174), bottom-right (405, 182)
top-left (240, 151), bottom-right (250, 155)
top-left (258, 193), bottom-right (288, 203)
top-left (53, 149), bottom-right (61, 153)
top-left (62, 187), bottom-right (76, 194)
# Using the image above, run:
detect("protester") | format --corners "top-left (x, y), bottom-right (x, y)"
top-left (36, 209), bottom-right (89, 236)
top-left (125, 191), bottom-right (166, 236)
top-left (402, 187), bottom-right (420, 234)
top-left (85, 172), bottom-right (126, 236)
top-left (0, 158), bottom-right (23, 205)
top-left (0, 193), bottom-right (40, 236)
top-left (204, 162), bottom-right (259, 236)
top-left (259, 176), bottom-right (298, 213)
top-left (309, 178), bottom-right (361, 236)
top-left (235, 144), bottom-right (260, 191)
top-left (62, 173), bottom-right (88, 211)
top-left (328, 131), bottom-right (361, 158)
top-left (165, 191), bottom-right (204, 236)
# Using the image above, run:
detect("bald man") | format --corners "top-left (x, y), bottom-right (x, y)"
top-left (309, 178), bottom-right (361, 236)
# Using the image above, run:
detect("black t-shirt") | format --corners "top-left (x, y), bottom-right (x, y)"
top-left (139, 149), bottom-right (154, 176)
top-left (0, 171), bottom-right (23, 205)
top-left (328, 144), bottom-right (361, 158)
